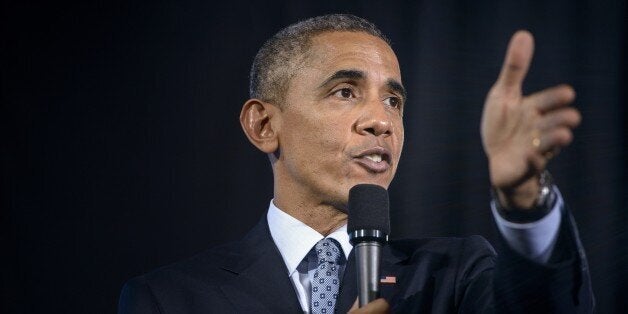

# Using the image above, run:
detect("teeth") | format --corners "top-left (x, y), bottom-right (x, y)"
top-left (365, 154), bottom-right (382, 163)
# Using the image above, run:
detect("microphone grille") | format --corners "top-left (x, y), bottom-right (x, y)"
top-left (347, 184), bottom-right (390, 235)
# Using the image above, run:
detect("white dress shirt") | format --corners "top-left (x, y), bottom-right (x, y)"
top-left (267, 188), bottom-right (563, 313)
top-left (267, 203), bottom-right (353, 313)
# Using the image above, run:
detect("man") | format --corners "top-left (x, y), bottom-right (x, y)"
top-left (119, 14), bottom-right (593, 313)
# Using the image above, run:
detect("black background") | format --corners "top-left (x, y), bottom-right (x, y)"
top-left (2, 1), bottom-right (626, 313)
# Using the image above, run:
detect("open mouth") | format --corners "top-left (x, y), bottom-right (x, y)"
top-left (353, 147), bottom-right (392, 173)
top-left (363, 153), bottom-right (387, 163)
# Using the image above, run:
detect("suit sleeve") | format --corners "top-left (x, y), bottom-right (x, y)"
top-left (456, 204), bottom-right (594, 313)
top-left (118, 276), bottom-right (163, 314)
top-left (491, 204), bottom-right (594, 313)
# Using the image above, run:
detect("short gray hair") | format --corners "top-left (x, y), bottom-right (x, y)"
top-left (249, 14), bottom-right (390, 106)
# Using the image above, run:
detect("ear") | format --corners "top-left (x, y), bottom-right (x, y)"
top-left (239, 98), bottom-right (280, 154)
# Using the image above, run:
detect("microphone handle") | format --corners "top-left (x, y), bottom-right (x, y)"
top-left (355, 241), bottom-right (382, 307)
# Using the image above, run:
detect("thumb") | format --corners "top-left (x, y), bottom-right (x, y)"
top-left (348, 298), bottom-right (390, 313)
top-left (349, 298), bottom-right (359, 311)
top-left (495, 30), bottom-right (534, 92)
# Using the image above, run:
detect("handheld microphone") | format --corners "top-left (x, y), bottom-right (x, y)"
top-left (347, 184), bottom-right (390, 307)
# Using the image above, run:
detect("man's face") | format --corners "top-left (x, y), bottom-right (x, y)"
top-left (274, 31), bottom-right (405, 209)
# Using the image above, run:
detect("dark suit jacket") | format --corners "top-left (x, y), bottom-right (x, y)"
top-left (118, 206), bottom-right (593, 313)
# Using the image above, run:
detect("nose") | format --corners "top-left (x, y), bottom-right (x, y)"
top-left (355, 98), bottom-right (393, 137)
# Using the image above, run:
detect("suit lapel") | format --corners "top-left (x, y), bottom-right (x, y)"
top-left (337, 249), bottom-right (358, 311)
top-left (336, 243), bottom-right (408, 312)
top-left (378, 245), bottom-right (407, 306)
top-left (219, 217), bottom-right (302, 313)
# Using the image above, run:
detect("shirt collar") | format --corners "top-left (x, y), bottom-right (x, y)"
top-left (267, 200), bottom-right (353, 277)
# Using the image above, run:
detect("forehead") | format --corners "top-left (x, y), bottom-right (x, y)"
top-left (302, 31), bottom-right (401, 82)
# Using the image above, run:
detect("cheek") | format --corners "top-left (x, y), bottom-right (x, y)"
top-left (397, 125), bottom-right (405, 156)
top-left (390, 120), bottom-right (404, 171)
top-left (284, 114), bottom-right (348, 165)
top-left (308, 121), bottom-right (348, 161)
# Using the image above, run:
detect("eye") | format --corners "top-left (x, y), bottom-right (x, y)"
top-left (384, 96), bottom-right (402, 110)
top-left (333, 88), bottom-right (355, 99)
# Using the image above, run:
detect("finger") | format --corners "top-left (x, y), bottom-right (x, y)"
top-left (536, 127), bottom-right (574, 153)
top-left (537, 107), bottom-right (582, 132)
top-left (528, 150), bottom-right (548, 172)
top-left (495, 30), bottom-right (535, 91)
top-left (525, 84), bottom-right (576, 113)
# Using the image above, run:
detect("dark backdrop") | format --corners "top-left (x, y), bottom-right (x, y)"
top-left (2, 1), bottom-right (626, 313)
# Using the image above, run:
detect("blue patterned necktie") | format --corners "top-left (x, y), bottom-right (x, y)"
top-left (310, 238), bottom-right (343, 314)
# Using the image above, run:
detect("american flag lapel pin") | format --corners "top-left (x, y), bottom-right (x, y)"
top-left (380, 275), bottom-right (397, 284)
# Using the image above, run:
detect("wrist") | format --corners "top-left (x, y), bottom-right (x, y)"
top-left (494, 176), bottom-right (539, 209)
top-left (492, 170), bottom-right (557, 223)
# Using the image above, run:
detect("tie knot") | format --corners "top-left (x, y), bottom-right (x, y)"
top-left (314, 238), bottom-right (343, 264)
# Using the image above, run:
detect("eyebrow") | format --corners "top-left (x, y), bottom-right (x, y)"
top-left (318, 69), bottom-right (407, 101)
top-left (318, 69), bottom-right (365, 88)
top-left (386, 79), bottom-right (407, 102)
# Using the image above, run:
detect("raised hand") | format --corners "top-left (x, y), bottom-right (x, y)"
top-left (480, 31), bottom-right (581, 210)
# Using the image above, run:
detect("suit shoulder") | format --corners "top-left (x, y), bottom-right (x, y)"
top-left (389, 235), bottom-right (496, 261)
top-left (122, 240), bottom-right (243, 296)
top-left (118, 241), bottom-right (249, 313)
top-left (118, 275), bottom-right (162, 314)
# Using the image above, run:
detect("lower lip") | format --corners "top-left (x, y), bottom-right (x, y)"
top-left (353, 157), bottom-right (390, 173)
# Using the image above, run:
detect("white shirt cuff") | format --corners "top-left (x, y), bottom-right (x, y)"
top-left (491, 186), bottom-right (563, 263)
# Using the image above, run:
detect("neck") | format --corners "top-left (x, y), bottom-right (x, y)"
top-left (273, 195), bottom-right (347, 236)
top-left (272, 178), bottom-right (348, 236)
top-left (271, 159), bottom-right (349, 235)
